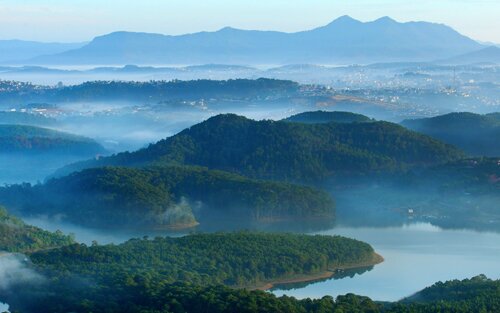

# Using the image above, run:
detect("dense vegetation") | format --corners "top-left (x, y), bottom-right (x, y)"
top-left (4, 280), bottom-right (383, 313)
top-left (0, 207), bottom-right (73, 252)
top-left (3, 268), bottom-right (499, 313)
top-left (2, 232), bottom-right (380, 312)
top-left (30, 232), bottom-right (377, 288)
top-left (401, 112), bottom-right (500, 156)
top-left (58, 114), bottom-right (464, 182)
top-left (0, 166), bottom-right (334, 229)
top-left (393, 275), bottom-right (500, 312)
top-left (0, 216), bottom-right (497, 313)
top-left (283, 111), bottom-right (374, 124)
top-left (0, 78), bottom-right (299, 104)
top-left (0, 124), bottom-right (105, 155)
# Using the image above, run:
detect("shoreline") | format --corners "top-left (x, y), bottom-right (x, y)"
top-left (249, 252), bottom-right (384, 291)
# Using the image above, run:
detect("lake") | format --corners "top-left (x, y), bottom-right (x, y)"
top-left (22, 216), bottom-right (500, 303)
top-left (272, 222), bottom-right (500, 301)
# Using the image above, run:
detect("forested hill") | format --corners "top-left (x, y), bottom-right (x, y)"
top-left (0, 207), bottom-right (74, 252)
top-left (397, 275), bottom-right (500, 312)
top-left (283, 111), bottom-right (374, 124)
top-left (57, 114), bottom-right (464, 182)
top-left (401, 112), bottom-right (500, 156)
top-left (0, 78), bottom-right (299, 104)
top-left (0, 166), bottom-right (334, 229)
top-left (0, 124), bottom-right (105, 155)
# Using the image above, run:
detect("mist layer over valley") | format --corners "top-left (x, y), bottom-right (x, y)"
top-left (0, 10), bottom-right (499, 311)
top-left (0, 79), bottom-right (498, 241)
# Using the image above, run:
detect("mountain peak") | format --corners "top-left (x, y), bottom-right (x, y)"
top-left (325, 15), bottom-right (361, 27)
top-left (217, 26), bottom-right (242, 33)
top-left (336, 15), bottom-right (357, 22)
top-left (372, 16), bottom-right (398, 24)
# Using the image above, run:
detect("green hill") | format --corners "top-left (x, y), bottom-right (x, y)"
top-left (0, 166), bottom-right (334, 229)
top-left (0, 124), bottom-right (105, 156)
top-left (400, 275), bottom-right (500, 310)
top-left (0, 207), bottom-right (74, 252)
top-left (283, 110), bottom-right (374, 124)
top-left (401, 112), bottom-right (500, 156)
top-left (56, 114), bottom-right (464, 182)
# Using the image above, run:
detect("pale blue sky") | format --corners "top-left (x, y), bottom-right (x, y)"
top-left (1, 0), bottom-right (498, 43)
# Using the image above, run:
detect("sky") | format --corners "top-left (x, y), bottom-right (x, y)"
top-left (0, 0), bottom-right (499, 43)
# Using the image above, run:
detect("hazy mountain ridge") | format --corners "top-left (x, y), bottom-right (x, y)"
top-left (401, 112), bottom-right (500, 156)
top-left (0, 40), bottom-right (85, 63)
top-left (0, 124), bottom-right (106, 155)
top-left (24, 16), bottom-right (483, 65)
top-left (440, 46), bottom-right (500, 64)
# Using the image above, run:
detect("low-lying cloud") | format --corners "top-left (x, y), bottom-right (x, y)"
top-left (0, 253), bottom-right (44, 291)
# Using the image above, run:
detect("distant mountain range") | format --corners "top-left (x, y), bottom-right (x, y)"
top-left (4, 16), bottom-right (486, 66)
top-left (440, 46), bottom-right (500, 65)
top-left (0, 40), bottom-right (85, 63)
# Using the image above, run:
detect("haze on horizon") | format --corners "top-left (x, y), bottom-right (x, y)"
top-left (1, 0), bottom-right (499, 44)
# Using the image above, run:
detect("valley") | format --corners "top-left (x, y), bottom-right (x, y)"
top-left (0, 5), bottom-right (499, 311)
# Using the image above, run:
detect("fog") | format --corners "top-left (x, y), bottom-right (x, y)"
top-left (0, 99), bottom-right (310, 185)
top-left (0, 65), bottom-right (498, 311)
top-left (330, 182), bottom-right (500, 232)
top-left (0, 253), bottom-right (44, 290)
top-left (0, 154), bottom-right (96, 185)
top-left (22, 215), bottom-right (188, 245)
top-left (2, 63), bottom-right (499, 92)
top-left (0, 252), bottom-right (46, 312)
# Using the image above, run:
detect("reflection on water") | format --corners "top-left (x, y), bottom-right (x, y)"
top-left (271, 266), bottom-right (374, 291)
top-left (22, 214), bottom-right (500, 303)
top-left (272, 223), bottom-right (500, 301)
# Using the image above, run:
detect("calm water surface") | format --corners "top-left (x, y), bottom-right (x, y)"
top-left (23, 216), bottom-right (500, 302)
top-left (272, 223), bottom-right (500, 301)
